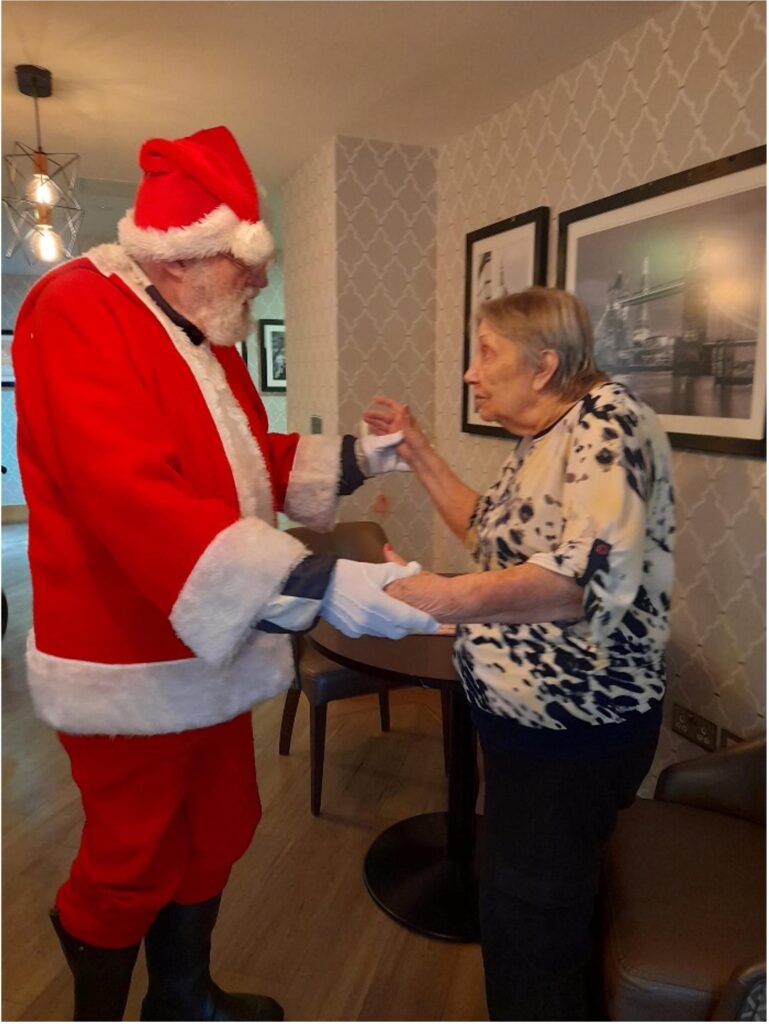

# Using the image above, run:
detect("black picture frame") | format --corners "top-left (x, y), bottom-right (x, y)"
top-left (2, 330), bottom-right (14, 388)
top-left (558, 147), bottom-right (766, 458)
top-left (258, 319), bottom-right (286, 394)
top-left (462, 206), bottom-right (549, 437)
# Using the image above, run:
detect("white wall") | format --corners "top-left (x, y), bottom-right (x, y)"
top-left (248, 194), bottom-right (286, 432)
top-left (283, 141), bottom-right (339, 439)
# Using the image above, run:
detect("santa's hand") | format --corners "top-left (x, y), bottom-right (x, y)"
top-left (322, 559), bottom-right (439, 639)
top-left (359, 431), bottom-right (411, 475)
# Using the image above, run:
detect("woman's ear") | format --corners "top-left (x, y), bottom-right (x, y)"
top-left (533, 349), bottom-right (559, 392)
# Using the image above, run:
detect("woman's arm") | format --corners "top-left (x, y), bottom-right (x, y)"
top-left (384, 551), bottom-right (584, 625)
top-left (364, 397), bottom-right (479, 541)
top-left (405, 442), bottom-right (479, 542)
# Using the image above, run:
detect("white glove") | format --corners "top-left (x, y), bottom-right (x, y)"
top-left (322, 559), bottom-right (439, 639)
top-left (359, 431), bottom-right (411, 475)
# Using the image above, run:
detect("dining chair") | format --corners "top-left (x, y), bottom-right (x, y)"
top-left (278, 521), bottom-right (450, 815)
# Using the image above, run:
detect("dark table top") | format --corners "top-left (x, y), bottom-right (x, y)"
top-left (309, 619), bottom-right (460, 686)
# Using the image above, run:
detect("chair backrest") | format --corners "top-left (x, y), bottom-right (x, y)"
top-left (287, 521), bottom-right (388, 564)
top-left (285, 525), bottom-right (336, 558)
top-left (283, 521), bottom-right (389, 677)
top-left (655, 734), bottom-right (766, 826)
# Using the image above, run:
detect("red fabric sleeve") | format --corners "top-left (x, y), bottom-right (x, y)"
top-left (265, 431), bottom-right (301, 510)
top-left (212, 345), bottom-right (301, 513)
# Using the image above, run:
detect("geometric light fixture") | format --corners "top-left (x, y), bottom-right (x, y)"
top-left (3, 65), bottom-right (83, 265)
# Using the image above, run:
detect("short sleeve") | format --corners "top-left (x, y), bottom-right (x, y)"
top-left (527, 403), bottom-right (651, 644)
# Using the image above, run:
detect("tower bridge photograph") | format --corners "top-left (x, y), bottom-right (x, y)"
top-left (573, 185), bottom-right (765, 421)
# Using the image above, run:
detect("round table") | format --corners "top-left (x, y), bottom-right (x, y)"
top-left (309, 620), bottom-right (481, 942)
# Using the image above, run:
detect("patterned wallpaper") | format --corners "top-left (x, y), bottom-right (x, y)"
top-left (282, 136), bottom-right (437, 563)
top-left (333, 137), bottom-right (436, 564)
top-left (431, 0), bottom-right (766, 783)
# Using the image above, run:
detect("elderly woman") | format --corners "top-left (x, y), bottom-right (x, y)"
top-left (366, 287), bottom-right (674, 1022)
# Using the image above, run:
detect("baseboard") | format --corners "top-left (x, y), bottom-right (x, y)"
top-left (2, 505), bottom-right (28, 523)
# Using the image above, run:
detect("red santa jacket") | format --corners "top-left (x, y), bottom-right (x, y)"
top-left (13, 245), bottom-right (342, 736)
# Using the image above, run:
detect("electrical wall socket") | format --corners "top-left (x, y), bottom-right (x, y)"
top-left (720, 728), bottom-right (743, 748)
top-left (672, 703), bottom-right (718, 752)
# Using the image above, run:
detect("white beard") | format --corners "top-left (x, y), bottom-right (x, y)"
top-left (197, 296), bottom-right (253, 347)
top-left (185, 266), bottom-right (255, 347)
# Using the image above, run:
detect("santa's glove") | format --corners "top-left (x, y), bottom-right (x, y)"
top-left (357, 431), bottom-right (411, 475)
top-left (322, 559), bottom-right (439, 639)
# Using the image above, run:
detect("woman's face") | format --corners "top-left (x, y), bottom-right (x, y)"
top-left (464, 319), bottom-right (540, 431)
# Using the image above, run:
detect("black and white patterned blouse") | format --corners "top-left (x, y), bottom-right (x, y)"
top-left (454, 380), bottom-right (675, 730)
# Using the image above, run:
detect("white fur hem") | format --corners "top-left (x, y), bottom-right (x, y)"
top-left (284, 436), bottom-right (342, 532)
top-left (26, 630), bottom-right (294, 736)
top-left (171, 517), bottom-right (308, 666)
top-left (117, 204), bottom-right (275, 266)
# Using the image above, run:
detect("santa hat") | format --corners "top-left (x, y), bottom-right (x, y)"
top-left (117, 126), bottom-right (275, 266)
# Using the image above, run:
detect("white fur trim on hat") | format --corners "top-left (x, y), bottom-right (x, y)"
top-left (117, 203), bottom-right (275, 266)
top-left (231, 220), bottom-right (276, 266)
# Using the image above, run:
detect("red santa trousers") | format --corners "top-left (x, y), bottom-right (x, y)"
top-left (56, 711), bottom-right (260, 948)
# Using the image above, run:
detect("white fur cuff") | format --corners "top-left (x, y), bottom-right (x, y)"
top-left (170, 517), bottom-right (308, 666)
top-left (284, 436), bottom-right (342, 532)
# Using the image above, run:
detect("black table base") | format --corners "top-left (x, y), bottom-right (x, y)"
top-left (308, 626), bottom-right (481, 943)
top-left (363, 811), bottom-right (482, 942)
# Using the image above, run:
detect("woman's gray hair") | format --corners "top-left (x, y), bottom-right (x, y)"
top-left (476, 287), bottom-right (607, 401)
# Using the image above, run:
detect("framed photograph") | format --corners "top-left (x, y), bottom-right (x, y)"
top-left (462, 206), bottom-right (549, 437)
top-left (558, 147), bottom-right (766, 457)
top-left (239, 339), bottom-right (248, 366)
top-left (2, 330), bottom-right (14, 388)
top-left (258, 319), bottom-right (286, 393)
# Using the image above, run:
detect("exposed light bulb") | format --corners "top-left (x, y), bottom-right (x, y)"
top-left (26, 224), bottom-right (63, 262)
top-left (25, 172), bottom-right (61, 207)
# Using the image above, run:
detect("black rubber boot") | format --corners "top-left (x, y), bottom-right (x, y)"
top-left (140, 895), bottom-right (284, 1021)
top-left (50, 907), bottom-right (140, 1021)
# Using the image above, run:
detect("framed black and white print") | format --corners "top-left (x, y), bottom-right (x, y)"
top-left (2, 330), bottom-right (14, 387)
top-left (558, 147), bottom-right (766, 457)
top-left (462, 206), bottom-right (549, 437)
top-left (258, 319), bottom-right (286, 394)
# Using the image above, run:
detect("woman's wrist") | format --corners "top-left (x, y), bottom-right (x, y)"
top-left (408, 434), bottom-right (436, 469)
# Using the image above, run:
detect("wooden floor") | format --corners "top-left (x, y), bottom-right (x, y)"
top-left (1, 522), bottom-right (487, 1022)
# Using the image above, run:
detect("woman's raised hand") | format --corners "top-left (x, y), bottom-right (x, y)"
top-left (363, 396), bottom-right (429, 466)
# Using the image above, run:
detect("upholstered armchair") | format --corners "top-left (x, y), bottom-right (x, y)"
top-left (602, 735), bottom-right (765, 1021)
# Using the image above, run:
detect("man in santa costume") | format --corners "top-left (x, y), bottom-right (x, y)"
top-left (13, 125), bottom-right (437, 1022)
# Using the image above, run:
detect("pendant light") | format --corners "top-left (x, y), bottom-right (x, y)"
top-left (3, 65), bottom-right (83, 265)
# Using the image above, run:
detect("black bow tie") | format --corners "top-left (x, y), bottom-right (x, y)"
top-left (145, 285), bottom-right (206, 346)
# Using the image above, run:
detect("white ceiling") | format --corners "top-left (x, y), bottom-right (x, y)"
top-left (3, 1), bottom-right (672, 190)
